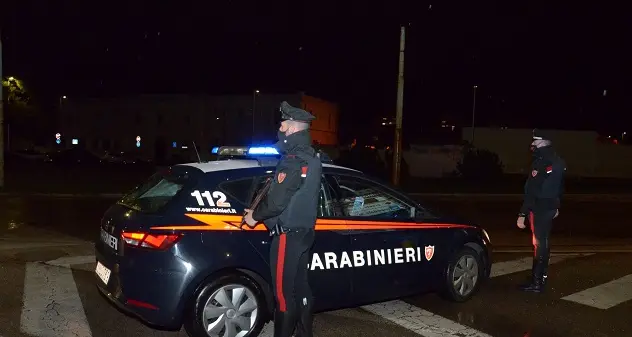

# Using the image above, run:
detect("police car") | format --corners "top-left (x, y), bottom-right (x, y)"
top-left (95, 146), bottom-right (492, 337)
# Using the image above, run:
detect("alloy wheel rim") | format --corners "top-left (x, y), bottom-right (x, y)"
top-left (452, 255), bottom-right (479, 297)
top-left (202, 284), bottom-right (259, 337)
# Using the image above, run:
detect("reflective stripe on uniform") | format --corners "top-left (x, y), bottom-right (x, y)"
top-left (276, 233), bottom-right (288, 312)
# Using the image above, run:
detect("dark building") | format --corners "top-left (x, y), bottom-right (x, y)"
top-left (57, 92), bottom-right (339, 161)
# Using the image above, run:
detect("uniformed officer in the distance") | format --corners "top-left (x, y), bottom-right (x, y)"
top-left (516, 129), bottom-right (566, 293)
top-left (243, 101), bottom-right (322, 337)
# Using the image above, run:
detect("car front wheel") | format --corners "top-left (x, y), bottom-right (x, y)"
top-left (184, 274), bottom-right (267, 337)
top-left (441, 246), bottom-right (484, 302)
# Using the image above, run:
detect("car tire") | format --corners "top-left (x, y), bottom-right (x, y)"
top-left (440, 246), bottom-right (484, 303)
top-left (184, 273), bottom-right (268, 337)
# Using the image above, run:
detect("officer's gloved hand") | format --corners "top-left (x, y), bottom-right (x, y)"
top-left (242, 209), bottom-right (257, 228)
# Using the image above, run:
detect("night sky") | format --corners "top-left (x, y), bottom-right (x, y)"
top-left (3, 2), bottom-right (631, 141)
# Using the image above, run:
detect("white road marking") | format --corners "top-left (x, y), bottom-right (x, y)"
top-left (491, 253), bottom-right (592, 278)
top-left (45, 255), bottom-right (95, 268)
top-left (362, 300), bottom-right (493, 337)
top-left (263, 301), bottom-right (498, 337)
top-left (12, 251), bottom-right (605, 337)
top-left (562, 274), bottom-right (632, 309)
top-left (356, 253), bottom-right (593, 336)
top-left (258, 323), bottom-right (274, 337)
top-left (20, 262), bottom-right (92, 337)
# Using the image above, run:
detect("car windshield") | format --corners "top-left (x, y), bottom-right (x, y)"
top-left (117, 170), bottom-right (188, 213)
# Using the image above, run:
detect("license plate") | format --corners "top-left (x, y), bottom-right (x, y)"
top-left (100, 228), bottom-right (118, 250)
top-left (95, 261), bottom-right (111, 285)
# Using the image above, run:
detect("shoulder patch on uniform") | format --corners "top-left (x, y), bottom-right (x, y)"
top-left (301, 166), bottom-right (308, 178)
top-left (546, 165), bottom-right (553, 173)
top-left (531, 170), bottom-right (538, 177)
top-left (277, 172), bottom-right (286, 183)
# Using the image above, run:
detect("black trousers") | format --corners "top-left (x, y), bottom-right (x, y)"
top-left (528, 209), bottom-right (557, 278)
top-left (269, 228), bottom-right (315, 337)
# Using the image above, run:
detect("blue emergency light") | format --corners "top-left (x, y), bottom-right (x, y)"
top-left (247, 146), bottom-right (279, 155)
top-left (211, 147), bottom-right (219, 154)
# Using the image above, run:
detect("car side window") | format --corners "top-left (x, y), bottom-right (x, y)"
top-left (317, 176), bottom-right (336, 217)
top-left (248, 175), bottom-right (273, 207)
top-left (218, 177), bottom-right (256, 206)
top-left (326, 174), bottom-right (416, 220)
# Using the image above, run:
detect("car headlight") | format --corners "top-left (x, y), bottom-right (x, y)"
top-left (482, 229), bottom-right (491, 244)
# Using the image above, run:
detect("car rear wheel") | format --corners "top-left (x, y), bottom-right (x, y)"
top-left (441, 246), bottom-right (483, 302)
top-left (184, 274), bottom-right (267, 337)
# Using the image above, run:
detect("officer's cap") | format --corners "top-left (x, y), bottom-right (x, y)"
top-left (279, 101), bottom-right (315, 123)
top-left (532, 129), bottom-right (553, 141)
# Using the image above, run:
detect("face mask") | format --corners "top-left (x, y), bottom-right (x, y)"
top-left (277, 130), bottom-right (286, 142)
top-left (530, 140), bottom-right (548, 156)
top-left (275, 131), bottom-right (287, 152)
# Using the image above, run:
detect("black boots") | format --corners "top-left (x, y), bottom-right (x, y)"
top-left (519, 274), bottom-right (546, 293)
top-left (273, 310), bottom-right (297, 337)
top-left (519, 256), bottom-right (548, 293)
top-left (272, 308), bottom-right (313, 337)
top-left (294, 300), bottom-right (313, 337)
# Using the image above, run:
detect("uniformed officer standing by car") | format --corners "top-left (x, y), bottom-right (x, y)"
top-left (243, 101), bottom-right (322, 337)
top-left (516, 129), bottom-right (566, 293)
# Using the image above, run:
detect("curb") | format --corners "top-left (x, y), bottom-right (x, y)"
top-left (410, 193), bottom-right (632, 200)
top-left (494, 247), bottom-right (632, 253)
top-left (492, 244), bottom-right (632, 253)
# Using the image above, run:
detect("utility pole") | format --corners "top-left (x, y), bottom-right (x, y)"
top-left (0, 30), bottom-right (5, 188)
top-left (252, 89), bottom-right (259, 142)
top-left (470, 85), bottom-right (477, 145)
top-left (392, 26), bottom-right (406, 186)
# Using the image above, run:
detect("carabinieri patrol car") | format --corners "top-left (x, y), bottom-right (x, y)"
top-left (95, 146), bottom-right (493, 337)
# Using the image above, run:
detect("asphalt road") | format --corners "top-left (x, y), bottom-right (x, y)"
top-left (1, 196), bottom-right (632, 337)
top-left (1, 240), bottom-right (631, 337)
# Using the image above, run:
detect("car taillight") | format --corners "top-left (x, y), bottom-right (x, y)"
top-left (121, 231), bottom-right (182, 250)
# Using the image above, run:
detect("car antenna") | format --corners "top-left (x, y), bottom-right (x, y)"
top-left (192, 141), bottom-right (202, 163)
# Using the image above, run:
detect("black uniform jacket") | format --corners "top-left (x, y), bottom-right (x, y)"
top-left (519, 146), bottom-right (566, 215)
top-left (253, 130), bottom-right (322, 230)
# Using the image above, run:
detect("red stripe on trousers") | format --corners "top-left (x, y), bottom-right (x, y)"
top-left (276, 233), bottom-right (288, 312)
top-left (529, 211), bottom-right (536, 256)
